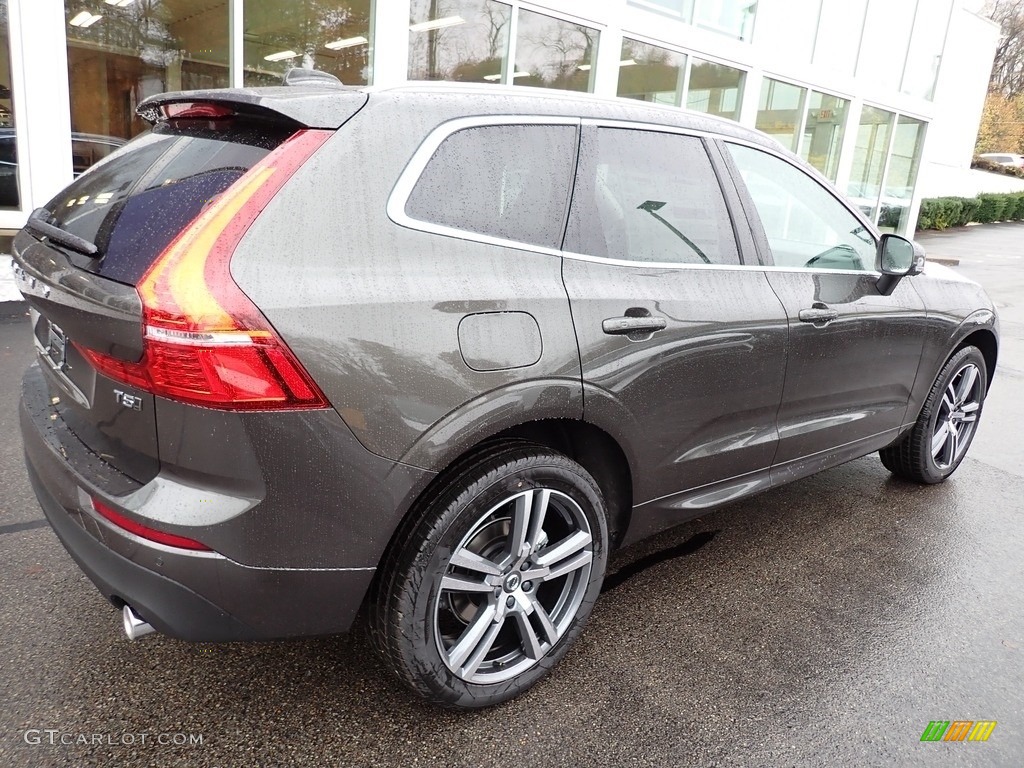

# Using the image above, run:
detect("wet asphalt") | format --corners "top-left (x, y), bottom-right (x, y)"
top-left (0, 224), bottom-right (1022, 767)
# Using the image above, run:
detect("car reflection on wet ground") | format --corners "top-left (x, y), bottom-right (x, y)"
top-left (1, 223), bottom-right (1022, 767)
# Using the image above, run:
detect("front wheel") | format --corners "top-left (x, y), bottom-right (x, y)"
top-left (880, 345), bottom-right (988, 483)
top-left (369, 443), bottom-right (608, 709)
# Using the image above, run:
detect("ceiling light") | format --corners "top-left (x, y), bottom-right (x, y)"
top-left (264, 50), bottom-right (299, 62)
top-left (483, 73), bottom-right (502, 81)
top-left (510, 71), bottom-right (532, 79)
top-left (69, 11), bottom-right (103, 27)
top-left (324, 35), bottom-right (367, 50)
top-left (577, 64), bottom-right (591, 71)
top-left (620, 58), bottom-right (637, 66)
top-left (409, 15), bottom-right (465, 32)
top-left (105, 0), bottom-right (134, 6)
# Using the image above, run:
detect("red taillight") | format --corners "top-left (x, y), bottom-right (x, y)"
top-left (79, 129), bottom-right (332, 411)
top-left (92, 498), bottom-right (212, 552)
top-left (162, 102), bottom-right (235, 119)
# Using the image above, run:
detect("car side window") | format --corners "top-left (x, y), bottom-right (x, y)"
top-left (404, 124), bottom-right (577, 250)
top-left (564, 128), bottom-right (740, 266)
top-left (725, 142), bottom-right (876, 271)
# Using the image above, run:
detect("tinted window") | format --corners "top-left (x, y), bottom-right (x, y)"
top-left (405, 124), bottom-right (577, 249)
top-left (46, 119), bottom-right (294, 285)
top-left (565, 128), bottom-right (740, 265)
top-left (726, 142), bottom-right (876, 271)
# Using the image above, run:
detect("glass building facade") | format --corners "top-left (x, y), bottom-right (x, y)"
top-left (0, 0), bottom-right (973, 237)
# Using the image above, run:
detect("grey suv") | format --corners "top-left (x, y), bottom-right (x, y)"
top-left (14, 79), bottom-right (998, 709)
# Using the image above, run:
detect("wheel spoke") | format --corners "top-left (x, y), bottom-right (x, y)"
top-left (955, 365), bottom-right (979, 403)
top-left (460, 619), bottom-right (505, 677)
top-left (531, 598), bottom-right (559, 645)
top-left (931, 423), bottom-right (949, 458)
top-left (543, 549), bottom-right (593, 581)
top-left (941, 389), bottom-right (956, 416)
top-left (960, 400), bottom-right (980, 414)
top-left (449, 549), bottom-right (503, 577)
top-left (947, 423), bottom-right (961, 463)
top-left (526, 489), bottom-right (551, 552)
top-left (440, 574), bottom-right (493, 593)
top-left (534, 530), bottom-right (592, 568)
top-left (513, 611), bottom-right (544, 660)
top-left (507, 491), bottom-right (533, 561)
top-left (446, 602), bottom-right (498, 670)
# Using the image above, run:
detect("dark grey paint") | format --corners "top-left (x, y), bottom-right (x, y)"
top-left (15, 84), bottom-right (999, 642)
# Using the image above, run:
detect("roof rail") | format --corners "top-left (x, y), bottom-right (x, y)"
top-left (282, 68), bottom-right (343, 87)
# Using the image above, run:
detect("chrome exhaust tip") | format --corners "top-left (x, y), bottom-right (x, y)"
top-left (122, 604), bottom-right (155, 640)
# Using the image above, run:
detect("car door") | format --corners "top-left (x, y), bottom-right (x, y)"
top-left (560, 124), bottom-right (790, 542)
top-left (720, 141), bottom-right (926, 484)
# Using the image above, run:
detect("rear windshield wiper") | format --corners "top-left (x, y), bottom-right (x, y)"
top-left (24, 207), bottom-right (98, 257)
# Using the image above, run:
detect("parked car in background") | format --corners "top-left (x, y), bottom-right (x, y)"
top-left (978, 152), bottom-right (1024, 168)
top-left (13, 77), bottom-right (998, 710)
top-left (0, 128), bottom-right (124, 207)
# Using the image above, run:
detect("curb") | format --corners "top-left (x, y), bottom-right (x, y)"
top-left (929, 258), bottom-right (960, 267)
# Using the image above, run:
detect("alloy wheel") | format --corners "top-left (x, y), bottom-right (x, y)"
top-left (931, 362), bottom-right (983, 470)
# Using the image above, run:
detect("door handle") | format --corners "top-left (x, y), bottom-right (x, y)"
top-left (602, 316), bottom-right (668, 335)
top-left (798, 306), bottom-right (839, 325)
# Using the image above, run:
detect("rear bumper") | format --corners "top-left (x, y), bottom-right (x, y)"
top-left (19, 362), bottom-right (385, 641)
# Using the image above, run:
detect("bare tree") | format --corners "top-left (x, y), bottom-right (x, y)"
top-left (987, 0), bottom-right (1024, 96)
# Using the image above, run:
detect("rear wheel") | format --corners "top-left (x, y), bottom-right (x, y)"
top-left (369, 443), bottom-right (608, 709)
top-left (880, 346), bottom-right (987, 483)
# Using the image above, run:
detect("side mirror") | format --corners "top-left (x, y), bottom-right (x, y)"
top-left (876, 234), bottom-right (925, 295)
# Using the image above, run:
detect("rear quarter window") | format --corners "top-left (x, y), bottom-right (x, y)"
top-left (403, 123), bottom-right (578, 250)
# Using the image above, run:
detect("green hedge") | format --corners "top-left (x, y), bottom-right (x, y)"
top-left (915, 191), bottom-right (1024, 230)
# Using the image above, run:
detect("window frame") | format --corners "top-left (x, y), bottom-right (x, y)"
top-left (717, 137), bottom-right (882, 275)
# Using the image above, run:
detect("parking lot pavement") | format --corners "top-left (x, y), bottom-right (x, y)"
top-left (2, 225), bottom-right (1023, 767)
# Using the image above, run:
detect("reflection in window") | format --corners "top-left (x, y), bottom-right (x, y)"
top-left (617, 39), bottom-right (686, 106)
top-left (513, 9), bottom-right (598, 92)
top-left (0, 2), bottom-right (17, 208)
top-left (856, 0), bottom-right (915, 91)
top-left (65, 0), bottom-right (229, 163)
top-left (847, 106), bottom-right (895, 223)
top-left (566, 129), bottom-right (740, 265)
top-left (408, 0), bottom-right (510, 83)
top-left (687, 59), bottom-right (744, 121)
top-left (812, 0), bottom-right (867, 76)
top-left (694, 0), bottom-right (757, 41)
top-left (756, 78), bottom-right (806, 152)
top-left (879, 117), bottom-right (926, 233)
top-left (902, 0), bottom-right (952, 100)
top-left (243, 0), bottom-right (373, 86)
top-left (800, 91), bottom-right (849, 181)
top-left (728, 142), bottom-right (876, 271)
top-left (406, 124), bottom-right (577, 249)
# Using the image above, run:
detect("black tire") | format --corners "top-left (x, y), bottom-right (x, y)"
top-left (368, 442), bottom-right (608, 709)
top-left (880, 345), bottom-right (987, 483)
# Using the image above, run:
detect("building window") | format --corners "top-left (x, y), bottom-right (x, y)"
top-left (812, 0), bottom-right (866, 76)
top-left (686, 58), bottom-right (744, 121)
top-left (617, 38), bottom-right (686, 105)
top-left (243, 0), bottom-right (373, 86)
top-left (65, 1), bottom-right (229, 172)
top-left (513, 9), bottom-right (598, 92)
top-left (847, 106), bottom-right (895, 223)
top-left (902, 0), bottom-right (953, 101)
top-left (879, 117), bottom-right (926, 233)
top-left (856, 0), bottom-right (916, 91)
top-left (0, 3), bottom-right (18, 209)
top-left (756, 78), bottom-right (806, 152)
top-left (408, 0), bottom-right (511, 83)
top-left (694, 0), bottom-right (756, 42)
top-left (800, 91), bottom-right (849, 182)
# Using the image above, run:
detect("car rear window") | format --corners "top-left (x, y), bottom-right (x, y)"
top-left (46, 119), bottom-right (295, 285)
